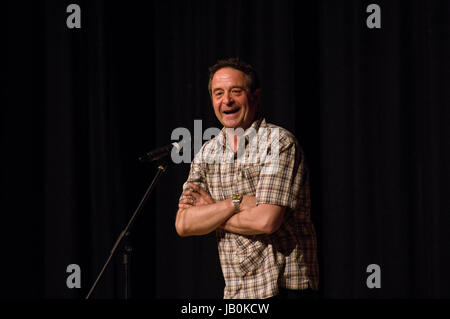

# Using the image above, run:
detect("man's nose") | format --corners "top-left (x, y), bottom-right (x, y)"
top-left (223, 92), bottom-right (234, 105)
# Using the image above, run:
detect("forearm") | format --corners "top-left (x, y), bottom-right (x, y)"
top-left (222, 204), bottom-right (285, 235)
top-left (221, 207), bottom-right (266, 235)
top-left (175, 198), bottom-right (235, 237)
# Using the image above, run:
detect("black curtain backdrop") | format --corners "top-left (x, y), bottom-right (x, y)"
top-left (2, 0), bottom-right (450, 299)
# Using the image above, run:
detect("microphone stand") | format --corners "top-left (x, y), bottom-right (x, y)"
top-left (85, 160), bottom-right (169, 299)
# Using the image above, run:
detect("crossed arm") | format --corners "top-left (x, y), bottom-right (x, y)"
top-left (175, 183), bottom-right (285, 237)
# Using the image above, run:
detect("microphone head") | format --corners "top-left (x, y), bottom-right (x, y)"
top-left (172, 137), bottom-right (192, 152)
top-left (139, 137), bottom-right (192, 163)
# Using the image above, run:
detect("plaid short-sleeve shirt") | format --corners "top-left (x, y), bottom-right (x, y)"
top-left (179, 117), bottom-right (319, 299)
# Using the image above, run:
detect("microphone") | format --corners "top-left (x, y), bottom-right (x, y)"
top-left (139, 137), bottom-right (192, 162)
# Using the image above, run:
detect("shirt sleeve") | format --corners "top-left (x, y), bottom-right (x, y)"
top-left (255, 133), bottom-right (306, 210)
top-left (178, 151), bottom-right (208, 203)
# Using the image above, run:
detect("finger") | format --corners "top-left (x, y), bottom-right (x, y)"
top-left (187, 183), bottom-right (211, 198)
top-left (181, 191), bottom-right (191, 198)
top-left (179, 201), bottom-right (193, 207)
top-left (196, 189), bottom-right (214, 203)
top-left (186, 183), bottom-right (197, 192)
top-left (187, 183), bottom-right (204, 193)
top-left (181, 195), bottom-right (197, 205)
top-left (178, 203), bottom-right (192, 209)
top-left (183, 189), bottom-right (196, 195)
top-left (187, 182), bottom-right (198, 190)
top-left (197, 194), bottom-right (213, 204)
top-left (182, 191), bottom-right (193, 199)
top-left (195, 186), bottom-right (210, 197)
top-left (184, 190), bottom-right (201, 200)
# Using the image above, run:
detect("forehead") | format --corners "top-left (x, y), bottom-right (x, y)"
top-left (211, 67), bottom-right (248, 89)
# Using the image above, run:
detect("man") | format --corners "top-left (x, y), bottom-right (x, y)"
top-left (175, 58), bottom-right (319, 299)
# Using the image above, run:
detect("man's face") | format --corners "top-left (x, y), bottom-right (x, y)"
top-left (210, 67), bottom-right (259, 130)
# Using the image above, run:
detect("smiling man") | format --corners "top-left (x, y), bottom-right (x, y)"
top-left (210, 66), bottom-right (258, 135)
top-left (175, 58), bottom-right (319, 299)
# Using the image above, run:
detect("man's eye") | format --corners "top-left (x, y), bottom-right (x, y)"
top-left (215, 92), bottom-right (223, 97)
top-left (232, 89), bottom-right (242, 94)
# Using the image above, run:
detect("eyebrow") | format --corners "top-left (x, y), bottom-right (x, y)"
top-left (212, 86), bottom-right (245, 93)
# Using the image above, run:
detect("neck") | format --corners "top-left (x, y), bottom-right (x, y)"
top-left (225, 130), bottom-right (242, 153)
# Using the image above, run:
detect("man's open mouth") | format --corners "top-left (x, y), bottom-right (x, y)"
top-left (223, 108), bottom-right (240, 115)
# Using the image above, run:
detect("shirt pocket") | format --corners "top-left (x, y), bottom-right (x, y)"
top-left (234, 235), bottom-right (268, 275)
top-left (239, 165), bottom-right (261, 195)
top-left (205, 165), bottom-right (223, 201)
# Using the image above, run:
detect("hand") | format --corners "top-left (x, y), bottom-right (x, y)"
top-left (218, 195), bottom-right (257, 230)
top-left (178, 183), bottom-right (215, 210)
top-left (240, 195), bottom-right (257, 211)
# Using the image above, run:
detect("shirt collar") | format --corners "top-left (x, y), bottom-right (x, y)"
top-left (220, 115), bottom-right (266, 139)
top-left (219, 115), bottom-right (265, 145)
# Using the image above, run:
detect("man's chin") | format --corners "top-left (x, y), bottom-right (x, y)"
top-left (221, 119), bottom-right (241, 129)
